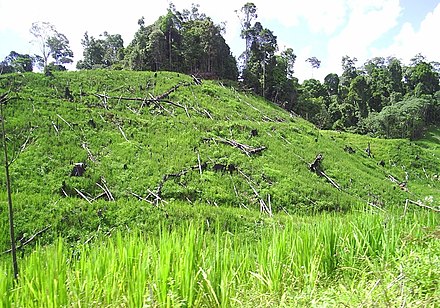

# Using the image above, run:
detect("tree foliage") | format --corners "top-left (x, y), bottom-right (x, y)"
top-left (124, 4), bottom-right (237, 80)
top-left (293, 53), bottom-right (440, 138)
top-left (77, 32), bottom-right (124, 69)
top-left (0, 51), bottom-right (34, 74)
top-left (30, 22), bottom-right (73, 72)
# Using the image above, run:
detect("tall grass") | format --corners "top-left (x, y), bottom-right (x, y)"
top-left (1, 207), bottom-right (438, 307)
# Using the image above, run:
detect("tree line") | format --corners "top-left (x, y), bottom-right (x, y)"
top-left (1, 2), bottom-right (439, 139)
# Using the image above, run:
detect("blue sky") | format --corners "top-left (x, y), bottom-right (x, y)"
top-left (1, 0), bottom-right (439, 81)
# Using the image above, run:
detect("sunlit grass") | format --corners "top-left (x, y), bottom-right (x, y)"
top-left (1, 207), bottom-right (439, 307)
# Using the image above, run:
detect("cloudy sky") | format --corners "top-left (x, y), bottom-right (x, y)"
top-left (0, 0), bottom-right (439, 81)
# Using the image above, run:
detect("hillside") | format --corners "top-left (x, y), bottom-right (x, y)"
top-left (1, 71), bottom-right (440, 306)
top-left (0, 70), bottom-right (439, 243)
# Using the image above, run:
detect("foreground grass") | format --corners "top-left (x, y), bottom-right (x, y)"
top-left (1, 206), bottom-right (439, 307)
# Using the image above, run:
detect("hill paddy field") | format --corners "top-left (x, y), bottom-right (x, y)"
top-left (0, 70), bottom-right (439, 307)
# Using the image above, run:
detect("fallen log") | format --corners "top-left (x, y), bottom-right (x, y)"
top-left (154, 82), bottom-right (191, 100)
top-left (206, 137), bottom-right (266, 156)
top-left (2, 225), bottom-right (51, 254)
top-left (96, 93), bottom-right (186, 109)
top-left (406, 199), bottom-right (440, 212)
top-left (388, 174), bottom-right (408, 191)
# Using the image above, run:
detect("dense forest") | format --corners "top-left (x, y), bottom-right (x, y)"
top-left (1, 2), bottom-right (439, 138)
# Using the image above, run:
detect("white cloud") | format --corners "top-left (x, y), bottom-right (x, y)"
top-left (374, 3), bottom-right (440, 64)
top-left (325, 0), bottom-right (402, 77)
top-left (0, 0), bottom-right (170, 64)
top-left (253, 0), bottom-right (347, 35)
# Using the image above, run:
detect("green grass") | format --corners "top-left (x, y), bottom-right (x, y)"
top-left (1, 207), bottom-right (439, 307)
top-left (0, 70), bottom-right (439, 306)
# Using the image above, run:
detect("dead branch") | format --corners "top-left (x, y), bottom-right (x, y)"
top-left (206, 137), bottom-right (266, 156)
top-left (84, 224), bottom-right (101, 245)
top-left (279, 134), bottom-right (291, 145)
top-left (96, 182), bottom-right (114, 201)
top-left (191, 75), bottom-right (202, 85)
top-left (238, 169), bottom-right (272, 216)
top-left (155, 169), bottom-right (190, 198)
top-left (388, 174), bottom-right (400, 184)
top-left (82, 143), bottom-right (97, 163)
top-left (92, 192), bottom-right (107, 201)
top-left (203, 109), bottom-right (213, 119)
top-left (74, 188), bottom-right (92, 204)
top-left (365, 142), bottom-right (372, 157)
top-left (56, 114), bottom-right (73, 130)
top-left (117, 124), bottom-right (129, 141)
top-left (197, 152), bottom-right (203, 175)
top-left (147, 189), bottom-right (169, 206)
top-left (100, 177), bottom-right (114, 201)
top-left (319, 171), bottom-right (341, 191)
top-left (2, 225), bottom-right (51, 254)
top-left (367, 202), bottom-right (386, 212)
top-left (406, 199), bottom-right (440, 212)
top-left (388, 174), bottom-right (408, 191)
top-left (9, 128), bottom-right (35, 166)
top-left (148, 93), bottom-right (173, 115)
top-left (51, 121), bottom-right (59, 134)
top-left (96, 92), bottom-right (190, 116)
top-left (154, 82), bottom-right (191, 100)
top-left (130, 192), bottom-right (153, 204)
top-left (94, 93), bottom-right (110, 110)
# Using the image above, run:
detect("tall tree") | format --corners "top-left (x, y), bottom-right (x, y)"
top-left (348, 75), bottom-right (371, 119)
top-left (236, 2), bottom-right (258, 67)
top-left (387, 57), bottom-right (404, 95)
top-left (30, 22), bottom-right (73, 71)
top-left (340, 56), bottom-right (358, 87)
top-left (272, 49), bottom-right (297, 105)
top-left (306, 56), bottom-right (321, 78)
top-left (281, 48), bottom-right (296, 79)
top-left (243, 22), bottom-right (278, 98)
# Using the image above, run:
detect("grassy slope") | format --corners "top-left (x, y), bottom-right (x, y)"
top-left (0, 70), bottom-right (439, 306)
top-left (0, 70), bottom-right (439, 246)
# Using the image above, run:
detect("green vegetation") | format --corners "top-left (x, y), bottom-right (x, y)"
top-left (1, 70), bottom-right (439, 306)
top-left (2, 2), bottom-right (440, 140)
top-left (1, 211), bottom-right (439, 307)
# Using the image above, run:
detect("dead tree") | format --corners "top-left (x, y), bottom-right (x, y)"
top-left (365, 142), bottom-right (372, 157)
top-left (309, 153), bottom-right (341, 190)
top-left (70, 163), bottom-right (86, 176)
top-left (309, 153), bottom-right (323, 172)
